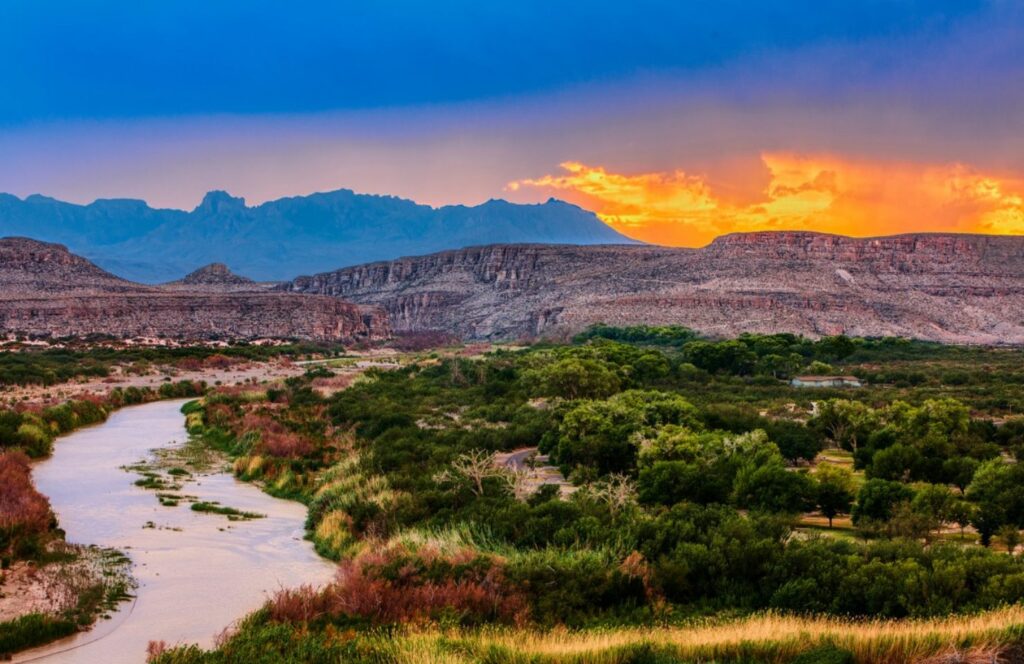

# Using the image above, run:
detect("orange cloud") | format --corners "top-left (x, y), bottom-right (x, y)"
top-left (508, 155), bottom-right (1024, 245)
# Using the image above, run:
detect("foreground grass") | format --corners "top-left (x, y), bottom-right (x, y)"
top-left (0, 613), bottom-right (77, 658)
top-left (444, 608), bottom-right (1024, 663)
top-left (150, 606), bottom-right (1024, 664)
top-left (0, 547), bottom-right (133, 658)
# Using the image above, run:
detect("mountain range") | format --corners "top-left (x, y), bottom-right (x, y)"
top-left (0, 189), bottom-right (633, 282)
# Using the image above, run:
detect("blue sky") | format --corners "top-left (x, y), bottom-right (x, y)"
top-left (0, 1), bottom-right (990, 123)
top-left (2, 1), bottom-right (1023, 244)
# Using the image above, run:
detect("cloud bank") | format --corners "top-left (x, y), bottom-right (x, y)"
top-left (510, 156), bottom-right (1024, 246)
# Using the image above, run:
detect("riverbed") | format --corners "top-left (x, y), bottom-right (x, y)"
top-left (15, 399), bottom-right (335, 663)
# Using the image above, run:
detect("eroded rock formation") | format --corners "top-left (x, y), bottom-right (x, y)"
top-left (280, 232), bottom-right (1024, 344)
top-left (0, 238), bottom-right (388, 342)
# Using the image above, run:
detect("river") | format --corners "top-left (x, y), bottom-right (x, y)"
top-left (15, 399), bottom-right (335, 663)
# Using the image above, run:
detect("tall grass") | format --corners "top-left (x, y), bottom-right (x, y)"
top-left (0, 613), bottom-right (76, 657)
top-left (150, 608), bottom-right (1024, 664)
top-left (306, 454), bottom-right (403, 559)
top-left (411, 607), bottom-right (1024, 663)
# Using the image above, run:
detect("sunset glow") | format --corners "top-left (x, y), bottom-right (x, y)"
top-left (509, 156), bottom-right (1024, 246)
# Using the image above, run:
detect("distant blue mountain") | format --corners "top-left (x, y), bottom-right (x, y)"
top-left (0, 189), bottom-right (637, 282)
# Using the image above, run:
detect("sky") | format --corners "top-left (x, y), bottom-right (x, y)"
top-left (2, 1), bottom-right (1024, 245)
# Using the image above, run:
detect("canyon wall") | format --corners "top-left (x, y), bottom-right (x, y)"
top-left (281, 232), bottom-right (1024, 344)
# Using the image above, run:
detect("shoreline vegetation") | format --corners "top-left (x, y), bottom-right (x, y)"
top-left (0, 385), bottom-right (201, 658)
top-left (0, 343), bottom-right (353, 658)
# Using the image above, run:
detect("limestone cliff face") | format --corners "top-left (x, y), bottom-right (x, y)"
top-left (0, 238), bottom-right (389, 342)
top-left (280, 233), bottom-right (1024, 344)
top-left (0, 294), bottom-right (388, 342)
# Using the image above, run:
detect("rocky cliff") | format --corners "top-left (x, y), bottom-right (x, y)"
top-left (280, 232), bottom-right (1024, 344)
top-left (0, 238), bottom-right (389, 343)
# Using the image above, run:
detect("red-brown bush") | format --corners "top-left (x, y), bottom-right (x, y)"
top-left (0, 451), bottom-right (53, 551)
top-left (239, 413), bottom-right (314, 458)
top-left (204, 402), bottom-right (237, 429)
top-left (202, 354), bottom-right (237, 370)
top-left (268, 544), bottom-right (527, 627)
top-left (175, 357), bottom-right (204, 372)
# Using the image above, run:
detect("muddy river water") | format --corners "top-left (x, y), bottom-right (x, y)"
top-left (15, 399), bottom-right (335, 663)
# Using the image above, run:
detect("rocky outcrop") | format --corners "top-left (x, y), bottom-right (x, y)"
top-left (0, 236), bottom-right (141, 296)
top-left (0, 238), bottom-right (389, 343)
top-left (163, 263), bottom-right (265, 292)
top-left (280, 233), bottom-right (1024, 344)
top-left (174, 263), bottom-right (255, 286)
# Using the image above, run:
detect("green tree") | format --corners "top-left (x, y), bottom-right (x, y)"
top-left (910, 483), bottom-right (957, 539)
top-left (683, 340), bottom-right (757, 376)
top-left (638, 428), bottom-right (782, 507)
top-left (814, 465), bottom-right (854, 528)
top-left (811, 400), bottom-right (877, 454)
top-left (943, 456), bottom-right (980, 494)
top-left (947, 498), bottom-right (974, 540)
top-left (814, 335), bottom-right (857, 362)
top-left (999, 525), bottom-right (1021, 555)
top-left (851, 479), bottom-right (914, 527)
top-left (965, 459), bottom-right (1024, 546)
top-left (733, 456), bottom-right (814, 514)
top-left (755, 353), bottom-right (803, 379)
top-left (805, 360), bottom-right (835, 375)
top-left (868, 443), bottom-right (923, 482)
top-left (553, 390), bottom-right (699, 476)
top-left (524, 357), bottom-right (621, 400)
top-left (765, 421), bottom-right (823, 463)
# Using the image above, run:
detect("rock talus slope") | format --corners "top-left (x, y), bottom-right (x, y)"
top-left (280, 232), bottom-right (1024, 344)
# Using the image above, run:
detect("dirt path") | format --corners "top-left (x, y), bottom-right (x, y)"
top-left (493, 447), bottom-right (574, 496)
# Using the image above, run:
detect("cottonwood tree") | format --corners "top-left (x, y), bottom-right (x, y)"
top-left (910, 483), bottom-right (958, 540)
top-left (524, 357), bottom-right (622, 400)
top-left (966, 458), bottom-right (1024, 546)
top-left (811, 400), bottom-right (876, 454)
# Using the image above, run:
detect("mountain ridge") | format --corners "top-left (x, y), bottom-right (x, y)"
top-left (0, 189), bottom-right (635, 282)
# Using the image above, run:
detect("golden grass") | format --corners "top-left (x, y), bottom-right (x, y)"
top-left (386, 635), bottom-right (474, 664)
top-left (388, 607), bottom-right (1024, 664)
